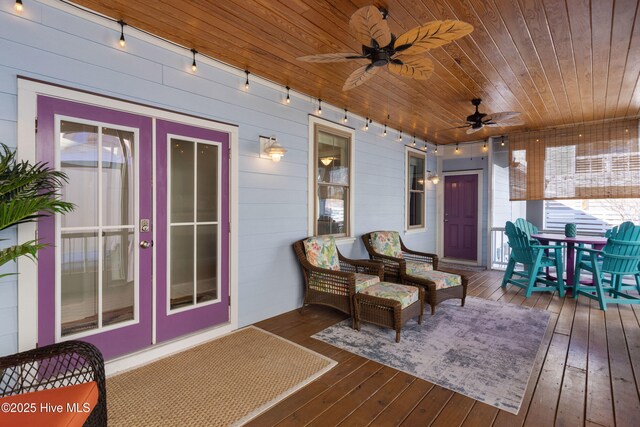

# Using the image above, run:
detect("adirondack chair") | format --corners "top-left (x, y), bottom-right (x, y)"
top-left (573, 222), bottom-right (640, 310)
top-left (502, 221), bottom-right (566, 297)
top-left (514, 218), bottom-right (539, 242)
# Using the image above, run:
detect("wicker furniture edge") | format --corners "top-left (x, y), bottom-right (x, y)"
top-left (402, 271), bottom-right (468, 315)
top-left (293, 239), bottom-right (384, 320)
top-left (361, 232), bottom-right (438, 283)
top-left (0, 340), bottom-right (107, 427)
top-left (354, 286), bottom-right (425, 342)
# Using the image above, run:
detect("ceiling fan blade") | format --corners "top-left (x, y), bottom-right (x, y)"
top-left (343, 65), bottom-right (379, 91)
top-left (349, 5), bottom-right (392, 48)
top-left (388, 55), bottom-right (434, 80)
top-left (394, 20), bottom-right (474, 56)
top-left (466, 126), bottom-right (484, 134)
top-left (485, 111), bottom-right (521, 123)
top-left (440, 124), bottom-right (471, 131)
top-left (297, 52), bottom-right (367, 62)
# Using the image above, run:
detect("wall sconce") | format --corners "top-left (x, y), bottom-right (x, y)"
top-left (427, 171), bottom-right (440, 184)
top-left (259, 136), bottom-right (287, 162)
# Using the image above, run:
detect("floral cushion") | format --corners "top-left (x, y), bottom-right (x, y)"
top-left (370, 231), bottom-right (403, 258)
top-left (406, 269), bottom-right (461, 290)
top-left (359, 282), bottom-right (419, 309)
top-left (354, 273), bottom-right (380, 293)
top-left (406, 260), bottom-right (434, 275)
top-left (303, 236), bottom-right (340, 271)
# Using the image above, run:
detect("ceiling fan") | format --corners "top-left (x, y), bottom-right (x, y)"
top-left (297, 6), bottom-right (473, 91)
top-left (451, 98), bottom-right (524, 134)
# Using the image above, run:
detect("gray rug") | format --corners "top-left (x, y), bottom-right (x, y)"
top-left (312, 296), bottom-right (550, 414)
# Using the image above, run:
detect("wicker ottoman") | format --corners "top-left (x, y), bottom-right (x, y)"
top-left (402, 269), bottom-right (467, 315)
top-left (354, 282), bottom-right (425, 343)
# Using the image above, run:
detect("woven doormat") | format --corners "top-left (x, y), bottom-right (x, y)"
top-left (107, 326), bottom-right (336, 426)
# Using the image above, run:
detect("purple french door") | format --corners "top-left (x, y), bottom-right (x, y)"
top-left (443, 174), bottom-right (478, 261)
top-left (155, 119), bottom-right (229, 343)
top-left (37, 96), bottom-right (153, 359)
top-left (37, 96), bottom-right (230, 359)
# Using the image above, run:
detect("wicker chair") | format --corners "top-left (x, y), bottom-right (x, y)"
top-left (361, 231), bottom-right (438, 283)
top-left (0, 340), bottom-right (107, 426)
top-left (293, 237), bottom-right (384, 322)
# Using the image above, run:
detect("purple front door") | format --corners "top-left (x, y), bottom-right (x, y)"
top-left (443, 174), bottom-right (478, 261)
top-left (155, 119), bottom-right (230, 342)
top-left (37, 96), bottom-right (153, 359)
top-left (37, 96), bottom-right (231, 359)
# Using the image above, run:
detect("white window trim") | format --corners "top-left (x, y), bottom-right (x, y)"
top-left (307, 116), bottom-right (355, 241)
top-left (17, 78), bottom-right (239, 369)
top-left (405, 147), bottom-right (427, 233)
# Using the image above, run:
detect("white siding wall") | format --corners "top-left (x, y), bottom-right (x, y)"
top-left (0, 1), bottom-right (437, 356)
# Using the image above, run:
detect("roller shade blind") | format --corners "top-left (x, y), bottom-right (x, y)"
top-left (509, 119), bottom-right (640, 201)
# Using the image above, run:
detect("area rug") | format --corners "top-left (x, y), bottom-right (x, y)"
top-left (313, 297), bottom-right (550, 414)
top-left (107, 326), bottom-right (336, 426)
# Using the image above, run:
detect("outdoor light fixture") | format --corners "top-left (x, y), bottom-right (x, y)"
top-left (412, 135), bottom-right (416, 147)
top-left (455, 143), bottom-right (460, 153)
top-left (483, 141), bottom-right (488, 151)
top-left (317, 99), bottom-right (322, 115)
top-left (260, 136), bottom-right (287, 162)
top-left (343, 109), bottom-right (348, 123)
top-left (285, 86), bottom-right (290, 104)
top-left (435, 144), bottom-right (438, 153)
top-left (14, 0), bottom-right (23, 13)
top-left (244, 70), bottom-right (250, 90)
top-left (399, 131), bottom-right (403, 142)
top-left (427, 171), bottom-right (440, 184)
top-left (191, 49), bottom-right (197, 72)
top-left (118, 20), bottom-right (126, 47)
top-left (383, 123), bottom-right (387, 136)
top-left (364, 118), bottom-right (369, 131)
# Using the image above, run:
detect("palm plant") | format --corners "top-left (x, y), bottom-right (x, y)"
top-left (0, 143), bottom-right (74, 277)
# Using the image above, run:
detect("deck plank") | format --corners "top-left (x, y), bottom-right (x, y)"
top-left (250, 270), bottom-right (639, 427)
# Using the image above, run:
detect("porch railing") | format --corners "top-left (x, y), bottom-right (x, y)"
top-left (490, 227), bottom-right (510, 270)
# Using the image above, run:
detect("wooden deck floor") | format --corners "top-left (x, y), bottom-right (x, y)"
top-left (247, 269), bottom-right (640, 427)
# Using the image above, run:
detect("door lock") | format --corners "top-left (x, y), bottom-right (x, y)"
top-left (140, 219), bottom-right (150, 232)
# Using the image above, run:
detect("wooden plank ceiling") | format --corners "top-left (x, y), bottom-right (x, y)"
top-left (72, 0), bottom-right (640, 144)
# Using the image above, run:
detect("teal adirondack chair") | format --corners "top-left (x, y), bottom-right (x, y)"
top-left (502, 221), bottom-right (566, 297)
top-left (573, 222), bottom-right (640, 310)
top-left (514, 218), bottom-right (539, 242)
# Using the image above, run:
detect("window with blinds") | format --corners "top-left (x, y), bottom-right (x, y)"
top-left (509, 119), bottom-right (640, 201)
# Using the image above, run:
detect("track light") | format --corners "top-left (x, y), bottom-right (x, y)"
top-left (285, 86), bottom-right (290, 104)
top-left (191, 49), bottom-right (197, 72)
top-left (244, 70), bottom-right (250, 90)
top-left (118, 20), bottom-right (126, 48)
top-left (364, 117), bottom-right (369, 131)
top-left (14, 0), bottom-right (23, 13)
top-left (343, 109), bottom-right (348, 123)
top-left (317, 99), bottom-right (322, 115)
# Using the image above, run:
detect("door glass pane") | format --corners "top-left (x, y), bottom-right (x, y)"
top-left (317, 185), bottom-right (347, 235)
top-left (196, 225), bottom-right (217, 303)
top-left (197, 144), bottom-right (218, 222)
top-left (61, 231), bottom-right (98, 336)
top-left (102, 128), bottom-right (134, 226)
top-left (60, 121), bottom-right (98, 228)
top-left (103, 230), bottom-right (135, 326)
top-left (170, 225), bottom-right (194, 309)
top-left (317, 131), bottom-right (349, 185)
top-left (171, 139), bottom-right (194, 223)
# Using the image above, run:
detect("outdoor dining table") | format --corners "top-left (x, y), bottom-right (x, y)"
top-left (531, 233), bottom-right (609, 290)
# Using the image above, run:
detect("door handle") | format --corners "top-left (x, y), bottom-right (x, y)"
top-left (444, 219), bottom-right (449, 222)
top-left (139, 240), bottom-right (153, 249)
